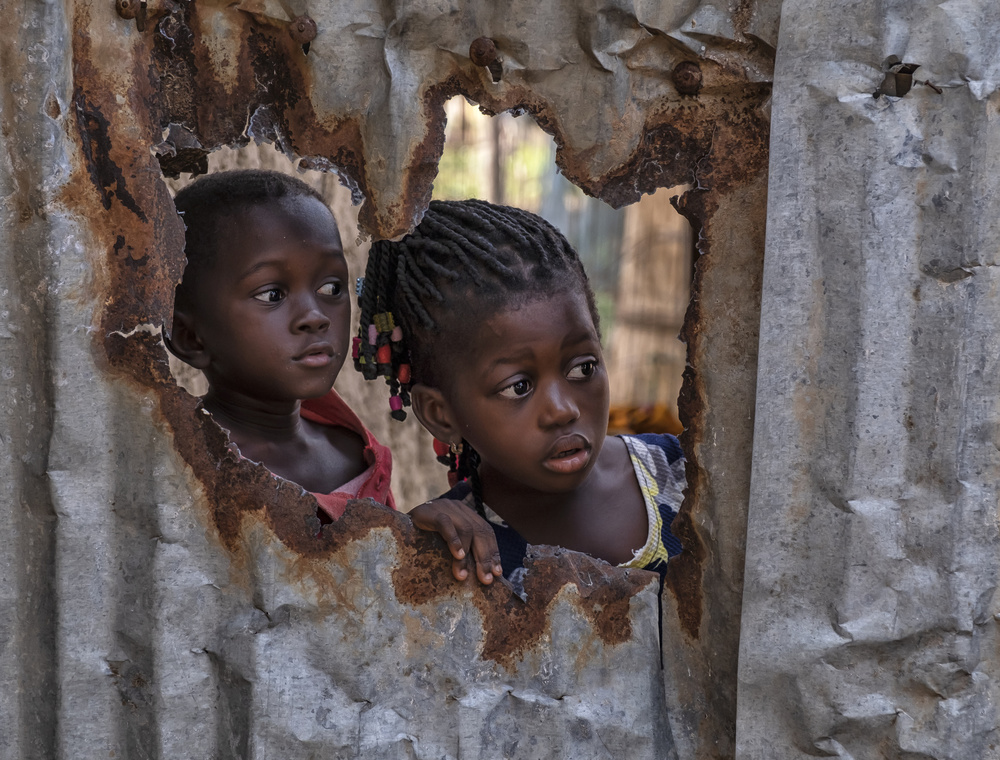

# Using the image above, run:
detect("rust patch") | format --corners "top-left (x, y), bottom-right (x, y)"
top-left (45, 92), bottom-right (62, 120)
top-left (505, 551), bottom-right (646, 667)
top-left (146, 4), bottom-right (770, 240)
top-left (732, 0), bottom-right (755, 38)
top-left (73, 89), bottom-right (148, 222)
top-left (384, 75), bottom-right (466, 235)
top-left (392, 524), bottom-right (655, 668)
top-left (663, 471), bottom-right (707, 639)
top-left (389, 522), bottom-right (488, 607)
top-left (113, 234), bottom-right (150, 269)
top-left (521, 547), bottom-right (650, 646)
top-left (596, 87), bottom-right (770, 207)
top-left (107, 659), bottom-right (153, 711)
top-left (75, 0), bottom-right (776, 246)
top-left (673, 61), bottom-right (704, 96)
top-left (150, 7), bottom-right (201, 139)
top-left (670, 186), bottom-right (714, 641)
top-left (67, 4), bottom-right (180, 311)
top-left (484, 547), bottom-right (653, 667)
top-left (642, 89), bottom-right (768, 642)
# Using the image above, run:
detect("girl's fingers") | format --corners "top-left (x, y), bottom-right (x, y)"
top-left (410, 500), bottom-right (500, 585)
top-left (411, 504), bottom-right (466, 559)
top-left (440, 515), bottom-right (468, 560)
top-left (470, 524), bottom-right (502, 585)
top-left (452, 557), bottom-right (470, 582)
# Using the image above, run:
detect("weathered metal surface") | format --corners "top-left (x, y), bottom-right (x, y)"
top-left (672, 151), bottom-right (770, 760)
top-left (739, 1), bottom-right (1000, 757)
top-left (144, 0), bottom-right (778, 239)
top-left (1, 0), bottom-right (781, 756)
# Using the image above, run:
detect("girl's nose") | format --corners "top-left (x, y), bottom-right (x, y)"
top-left (539, 382), bottom-right (580, 428)
top-left (292, 296), bottom-right (330, 333)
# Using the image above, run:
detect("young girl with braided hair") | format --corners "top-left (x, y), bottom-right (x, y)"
top-left (355, 199), bottom-right (685, 593)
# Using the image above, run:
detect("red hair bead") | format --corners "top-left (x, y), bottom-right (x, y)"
top-left (377, 344), bottom-right (392, 364)
top-left (351, 336), bottom-right (361, 359)
top-left (397, 364), bottom-right (411, 384)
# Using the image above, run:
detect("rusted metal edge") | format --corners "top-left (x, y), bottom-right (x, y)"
top-left (66, 0), bottom-right (768, 676)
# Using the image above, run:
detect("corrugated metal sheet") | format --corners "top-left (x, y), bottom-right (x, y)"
top-left (740, 1), bottom-right (1000, 756)
top-left (0, 0), bottom-right (781, 756)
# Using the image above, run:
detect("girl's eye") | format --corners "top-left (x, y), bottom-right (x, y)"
top-left (498, 379), bottom-right (532, 399)
top-left (568, 360), bottom-right (597, 380)
top-left (317, 281), bottom-right (342, 296)
top-left (253, 288), bottom-right (284, 303)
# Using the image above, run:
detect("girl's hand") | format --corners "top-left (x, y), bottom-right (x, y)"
top-left (409, 499), bottom-right (503, 585)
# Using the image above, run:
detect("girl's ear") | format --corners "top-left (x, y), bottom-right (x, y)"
top-left (167, 310), bottom-right (211, 370)
top-left (410, 383), bottom-right (460, 443)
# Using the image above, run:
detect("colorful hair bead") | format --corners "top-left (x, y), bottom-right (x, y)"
top-left (377, 344), bottom-right (392, 364)
top-left (351, 336), bottom-right (361, 359)
top-left (389, 394), bottom-right (406, 421)
top-left (374, 311), bottom-right (395, 333)
top-left (368, 323), bottom-right (377, 345)
top-left (390, 326), bottom-right (403, 342)
top-left (397, 363), bottom-right (411, 384)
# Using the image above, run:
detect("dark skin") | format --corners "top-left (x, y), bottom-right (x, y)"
top-left (408, 499), bottom-right (503, 585)
top-left (170, 194), bottom-right (501, 581)
top-left (412, 291), bottom-right (649, 568)
top-left (171, 195), bottom-right (366, 493)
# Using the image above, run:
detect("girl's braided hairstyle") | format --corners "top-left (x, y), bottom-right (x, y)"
top-left (354, 198), bottom-right (599, 515)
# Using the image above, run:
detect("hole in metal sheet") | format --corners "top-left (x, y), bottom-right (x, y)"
top-left (159, 143), bottom-right (449, 510)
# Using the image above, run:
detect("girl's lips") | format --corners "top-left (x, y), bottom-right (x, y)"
top-left (542, 434), bottom-right (592, 474)
top-left (295, 343), bottom-right (334, 367)
top-left (297, 352), bottom-right (333, 368)
top-left (542, 447), bottom-right (592, 474)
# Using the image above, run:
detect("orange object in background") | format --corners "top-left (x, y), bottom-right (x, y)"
top-left (608, 403), bottom-right (683, 436)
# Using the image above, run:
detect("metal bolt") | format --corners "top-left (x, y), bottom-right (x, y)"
top-left (115, 0), bottom-right (146, 32)
top-left (673, 61), bottom-right (703, 96)
top-left (289, 15), bottom-right (317, 44)
top-left (470, 37), bottom-right (503, 82)
top-left (115, 0), bottom-right (137, 20)
top-left (470, 37), bottom-right (497, 67)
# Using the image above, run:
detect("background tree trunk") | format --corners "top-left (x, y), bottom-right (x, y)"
top-left (607, 187), bottom-right (691, 420)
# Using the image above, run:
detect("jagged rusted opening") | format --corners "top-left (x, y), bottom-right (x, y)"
top-left (73, 6), bottom-right (770, 732)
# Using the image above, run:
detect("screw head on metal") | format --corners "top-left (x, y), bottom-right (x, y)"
top-left (470, 37), bottom-right (498, 67)
top-left (673, 61), bottom-right (703, 96)
top-left (289, 15), bottom-right (317, 44)
top-left (115, 0), bottom-right (137, 20)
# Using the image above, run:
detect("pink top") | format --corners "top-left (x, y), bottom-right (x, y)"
top-left (300, 390), bottom-right (395, 520)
